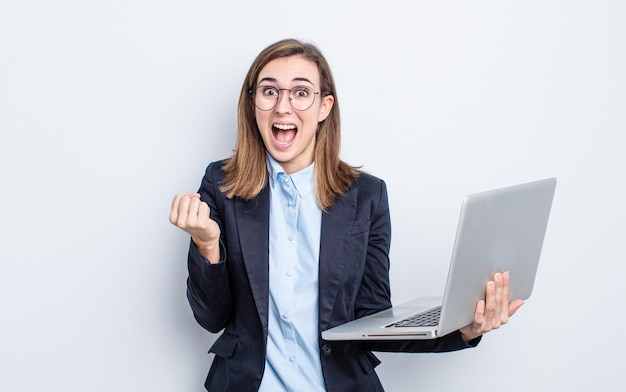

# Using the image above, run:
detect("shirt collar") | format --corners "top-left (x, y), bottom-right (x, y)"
top-left (266, 153), bottom-right (314, 199)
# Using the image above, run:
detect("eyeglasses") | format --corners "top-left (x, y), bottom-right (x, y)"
top-left (249, 85), bottom-right (320, 111)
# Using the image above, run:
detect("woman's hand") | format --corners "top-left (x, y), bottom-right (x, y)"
top-left (169, 192), bottom-right (221, 263)
top-left (459, 271), bottom-right (525, 341)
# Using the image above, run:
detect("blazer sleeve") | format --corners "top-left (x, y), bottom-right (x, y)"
top-left (186, 161), bottom-right (233, 333)
top-left (353, 176), bottom-right (393, 318)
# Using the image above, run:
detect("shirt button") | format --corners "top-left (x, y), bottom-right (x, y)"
top-left (322, 344), bottom-right (332, 356)
top-left (289, 355), bottom-right (296, 362)
top-left (288, 234), bottom-right (294, 241)
top-left (286, 269), bottom-right (293, 276)
top-left (282, 312), bottom-right (290, 320)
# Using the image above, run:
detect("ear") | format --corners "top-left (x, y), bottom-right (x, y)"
top-left (317, 95), bottom-right (334, 122)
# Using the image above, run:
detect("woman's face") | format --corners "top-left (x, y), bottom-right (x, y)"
top-left (253, 55), bottom-right (334, 174)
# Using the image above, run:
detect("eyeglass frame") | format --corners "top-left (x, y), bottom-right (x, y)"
top-left (248, 85), bottom-right (321, 111)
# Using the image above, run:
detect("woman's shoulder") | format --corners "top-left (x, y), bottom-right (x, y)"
top-left (198, 159), bottom-right (230, 193)
top-left (347, 170), bottom-right (389, 203)
top-left (205, 159), bottom-right (229, 177)
top-left (353, 170), bottom-right (386, 189)
top-left (207, 158), bottom-right (229, 169)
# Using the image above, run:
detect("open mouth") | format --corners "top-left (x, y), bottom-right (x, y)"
top-left (272, 123), bottom-right (297, 147)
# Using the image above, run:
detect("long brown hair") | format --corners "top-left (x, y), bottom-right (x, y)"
top-left (220, 38), bottom-right (359, 211)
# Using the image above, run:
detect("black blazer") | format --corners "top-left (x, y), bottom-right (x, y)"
top-left (186, 160), bottom-right (478, 392)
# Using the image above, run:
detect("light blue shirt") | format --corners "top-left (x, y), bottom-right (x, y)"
top-left (259, 155), bottom-right (326, 392)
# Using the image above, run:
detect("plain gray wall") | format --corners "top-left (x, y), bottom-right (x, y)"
top-left (1, 0), bottom-right (624, 390)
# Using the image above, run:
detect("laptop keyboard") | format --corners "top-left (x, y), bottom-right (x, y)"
top-left (386, 306), bottom-right (442, 328)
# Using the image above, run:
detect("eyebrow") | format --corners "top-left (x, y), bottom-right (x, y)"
top-left (257, 76), bottom-right (315, 85)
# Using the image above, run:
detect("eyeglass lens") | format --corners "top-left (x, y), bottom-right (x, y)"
top-left (253, 86), bottom-right (318, 111)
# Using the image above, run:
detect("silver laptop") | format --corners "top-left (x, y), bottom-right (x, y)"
top-left (321, 177), bottom-right (557, 341)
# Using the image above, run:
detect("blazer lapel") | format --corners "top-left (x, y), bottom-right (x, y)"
top-left (235, 187), bottom-right (270, 334)
top-left (234, 182), bottom-right (358, 334)
top-left (318, 186), bottom-right (358, 332)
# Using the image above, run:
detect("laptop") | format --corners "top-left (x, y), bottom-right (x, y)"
top-left (321, 177), bottom-right (557, 341)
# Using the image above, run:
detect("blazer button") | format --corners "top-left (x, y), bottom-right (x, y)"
top-left (322, 344), bottom-right (332, 356)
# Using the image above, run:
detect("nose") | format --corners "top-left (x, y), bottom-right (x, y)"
top-left (275, 90), bottom-right (292, 113)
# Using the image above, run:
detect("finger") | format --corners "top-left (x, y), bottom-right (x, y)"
top-left (474, 299), bottom-right (486, 326)
top-left (484, 280), bottom-right (496, 329)
top-left (508, 299), bottom-right (525, 317)
top-left (169, 194), bottom-right (183, 224)
top-left (494, 272), bottom-right (504, 326)
top-left (175, 194), bottom-right (193, 227)
top-left (502, 271), bottom-right (511, 301)
top-left (198, 200), bottom-right (211, 224)
top-left (186, 196), bottom-right (202, 226)
top-left (501, 271), bottom-right (512, 322)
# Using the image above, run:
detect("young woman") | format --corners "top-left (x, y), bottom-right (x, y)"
top-left (169, 38), bottom-right (523, 392)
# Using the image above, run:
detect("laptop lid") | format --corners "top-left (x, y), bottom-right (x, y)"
top-left (321, 177), bottom-right (556, 341)
top-left (436, 177), bottom-right (556, 336)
